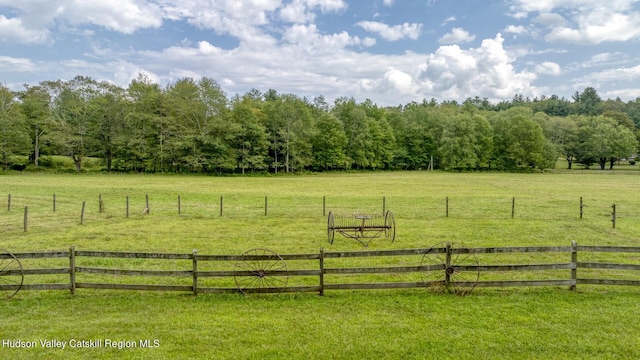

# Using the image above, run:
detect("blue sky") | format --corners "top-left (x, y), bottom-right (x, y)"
top-left (1, 0), bottom-right (639, 106)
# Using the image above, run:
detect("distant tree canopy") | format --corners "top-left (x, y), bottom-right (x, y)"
top-left (2, 75), bottom-right (639, 173)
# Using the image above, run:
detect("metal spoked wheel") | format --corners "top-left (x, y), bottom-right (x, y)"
top-left (384, 211), bottom-right (395, 242)
top-left (0, 250), bottom-right (24, 300)
top-left (234, 248), bottom-right (288, 294)
top-left (327, 211), bottom-right (335, 244)
top-left (421, 242), bottom-right (479, 296)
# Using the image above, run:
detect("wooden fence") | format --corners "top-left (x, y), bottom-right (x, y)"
top-left (4, 193), bottom-right (627, 232)
top-left (2, 242), bottom-right (640, 298)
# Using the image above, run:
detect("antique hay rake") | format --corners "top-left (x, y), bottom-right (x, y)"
top-left (327, 211), bottom-right (395, 247)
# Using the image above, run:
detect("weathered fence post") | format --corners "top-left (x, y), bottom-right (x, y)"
top-left (53, 193), bottom-right (56, 213)
top-left (570, 241), bottom-right (577, 291)
top-left (265, 196), bottom-right (268, 216)
top-left (382, 196), bottom-right (386, 215)
top-left (144, 194), bottom-right (150, 215)
top-left (579, 197), bottom-right (583, 219)
top-left (220, 196), bottom-right (223, 216)
top-left (69, 246), bottom-right (76, 295)
top-left (445, 243), bottom-right (452, 287)
top-left (446, 197), bottom-right (449, 217)
top-left (81, 201), bottom-right (86, 225)
top-left (319, 248), bottom-right (325, 296)
top-left (126, 196), bottom-right (129, 218)
top-left (512, 197), bottom-right (515, 219)
top-left (323, 196), bottom-right (326, 217)
top-left (99, 194), bottom-right (104, 213)
top-left (192, 249), bottom-right (198, 296)
top-left (612, 204), bottom-right (616, 229)
top-left (8, 193), bottom-right (11, 211)
top-left (23, 206), bottom-right (28, 232)
top-left (178, 195), bottom-right (181, 215)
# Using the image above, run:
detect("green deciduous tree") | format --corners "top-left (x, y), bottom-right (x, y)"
top-left (0, 85), bottom-right (29, 169)
top-left (165, 77), bottom-right (236, 173)
top-left (18, 85), bottom-right (52, 167)
top-left (439, 113), bottom-right (493, 171)
top-left (311, 112), bottom-right (347, 170)
top-left (491, 107), bottom-right (547, 170)
top-left (576, 116), bottom-right (637, 170)
top-left (45, 76), bottom-right (100, 172)
top-left (230, 93), bottom-right (269, 174)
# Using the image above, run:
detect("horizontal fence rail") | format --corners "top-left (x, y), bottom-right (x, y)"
top-left (2, 242), bottom-right (640, 298)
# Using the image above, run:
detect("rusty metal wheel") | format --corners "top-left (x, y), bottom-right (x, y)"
top-left (327, 211), bottom-right (335, 244)
top-left (421, 242), bottom-right (479, 296)
top-left (0, 250), bottom-right (24, 300)
top-left (384, 211), bottom-right (395, 242)
top-left (234, 248), bottom-right (288, 294)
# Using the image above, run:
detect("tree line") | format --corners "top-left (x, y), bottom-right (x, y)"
top-left (1, 74), bottom-right (639, 173)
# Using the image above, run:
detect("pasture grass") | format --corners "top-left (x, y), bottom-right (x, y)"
top-left (2, 171), bottom-right (640, 359)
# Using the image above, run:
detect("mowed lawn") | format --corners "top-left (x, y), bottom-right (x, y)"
top-left (2, 171), bottom-right (640, 359)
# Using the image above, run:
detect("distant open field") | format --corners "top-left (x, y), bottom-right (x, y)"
top-left (2, 171), bottom-right (640, 359)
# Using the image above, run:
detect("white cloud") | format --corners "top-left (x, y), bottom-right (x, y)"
top-left (509, 11), bottom-right (528, 19)
top-left (504, 25), bottom-right (528, 35)
top-left (511, 0), bottom-right (635, 13)
top-left (438, 27), bottom-right (475, 44)
top-left (545, 12), bottom-right (640, 43)
top-left (532, 13), bottom-right (566, 27)
top-left (575, 65), bottom-right (640, 84)
top-left (283, 23), bottom-right (372, 51)
top-left (604, 88), bottom-right (640, 99)
top-left (0, 55), bottom-right (38, 72)
top-left (442, 16), bottom-right (456, 25)
top-left (356, 21), bottom-right (422, 41)
top-left (0, 0), bottom-right (163, 39)
top-left (383, 67), bottom-right (414, 95)
top-left (511, 0), bottom-right (640, 44)
top-left (383, 0), bottom-right (394, 6)
top-left (420, 34), bottom-right (541, 100)
top-left (0, 15), bottom-right (49, 44)
top-left (279, 0), bottom-right (347, 23)
top-left (535, 62), bottom-right (561, 75)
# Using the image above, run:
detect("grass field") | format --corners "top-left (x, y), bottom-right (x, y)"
top-left (2, 171), bottom-right (640, 359)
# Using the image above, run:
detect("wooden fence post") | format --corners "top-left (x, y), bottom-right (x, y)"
top-left (319, 248), bottom-right (325, 296)
top-left (192, 249), bottom-right (198, 296)
top-left (144, 194), bottom-right (150, 215)
top-left (99, 194), bottom-right (104, 213)
top-left (178, 195), bottom-right (181, 215)
top-left (23, 206), bottom-right (28, 232)
top-left (323, 196), bottom-right (326, 217)
top-left (382, 196), bottom-right (386, 215)
top-left (8, 193), bottom-right (11, 211)
top-left (53, 193), bottom-right (56, 213)
top-left (570, 241), bottom-right (577, 291)
top-left (612, 204), bottom-right (616, 229)
top-left (579, 197), bottom-right (583, 219)
top-left (445, 243), bottom-right (452, 287)
top-left (265, 196), bottom-right (268, 216)
top-left (220, 196), bottom-right (223, 216)
top-left (512, 197), bottom-right (515, 219)
top-left (81, 201), bottom-right (86, 225)
top-left (126, 196), bottom-right (129, 218)
top-left (446, 197), bottom-right (449, 217)
top-left (70, 246), bottom-right (76, 295)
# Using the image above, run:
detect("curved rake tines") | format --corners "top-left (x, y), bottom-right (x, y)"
top-left (384, 211), bottom-right (395, 242)
top-left (234, 248), bottom-right (288, 295)
top-left (421, 243), bottom-right (479, 296)
top-left (0, 250), bottom-right (24, 300)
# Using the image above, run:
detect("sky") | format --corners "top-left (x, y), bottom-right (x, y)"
top-left (0, 0), bottom-right (639, 106)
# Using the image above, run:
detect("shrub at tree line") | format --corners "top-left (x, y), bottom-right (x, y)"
top-left (1, 74), bottom-right (639, 173)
